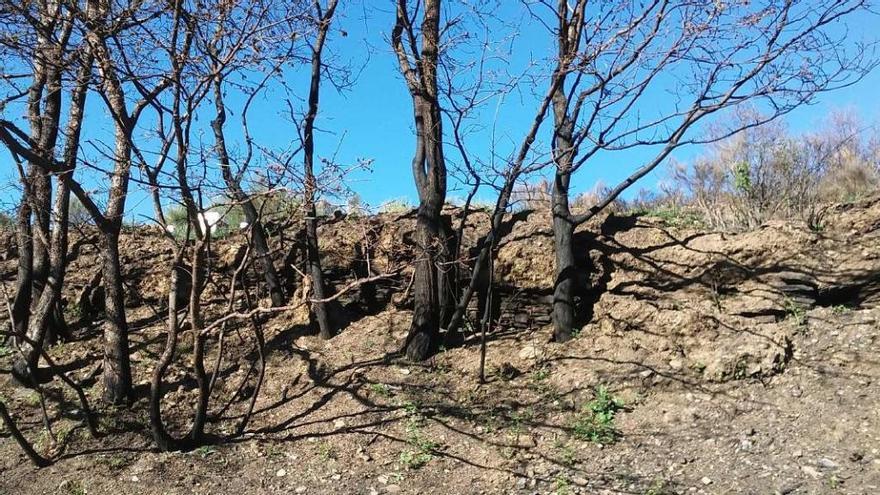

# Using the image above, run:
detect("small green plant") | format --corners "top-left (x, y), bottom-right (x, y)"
top-left (554, 440), bottom-right (577, 466)
top-left (263, 443), bottom-right (284, 458)
top-left (23, 391), bottom-right (41, 408)
top-left (317, 442), bottom-right (336, 461)
top-left (399, 426), bottom-right (439, 469)
top-left (633, 206), bottom-right (704, 228)
top-left (398, 403), bottom-right (440, 469)
top-left (60, 480), bottom-right (86, 495)
top-left (367, 383), bottom-right (392, 398)
top-left (784, 298), bottom-right (807, 329)
top-left (644, 479), bottom-right (674, 495)
top-left (98, 413), bottom-right (125, 433)
top-left (0, 344), bottom-right (12, 358)
top-left (398, 448), bottom-right (433, 469)
top-left (554, 474), bottom-right (572, 495)
top-left (508, 408), bottom-right (534, 436)
top-left (431, 360), bottom-right (452, 374)
top-left (177, 337), bottom-right (194, 355)
top-left (97, 454), bottom-right (130, 470)
top-left (194, 445), bottom-right (216, 458)
top-left (827, 474), bottom-right (842, 490)
top-left (572, 386), bottom-right (624, 444)
top-left (732, 161), bottom-right (752, 193)
top-left (55, 422), bottom-right (79, 446)
top-left (831, 304), bottom-right (852, 316)
top-left (35, 429), bottom-right (56, 453)
top-left (532, 366), bottom-right (551, 382)
top-left (64, 303), bottom-right (83, 321)
top-left (732, 359), bottom-right (749, 380)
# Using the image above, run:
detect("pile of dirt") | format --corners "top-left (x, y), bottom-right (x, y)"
top-left (1, 197), bottom-right (879, 494)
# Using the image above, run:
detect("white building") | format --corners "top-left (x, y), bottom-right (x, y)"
top-left (198, 211), bottom-right (223, 234)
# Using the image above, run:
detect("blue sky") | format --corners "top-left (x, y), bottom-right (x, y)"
top-left (269, 2), bottom-right (880, 212)
top-left (1, 2), bottom-right (878, 221)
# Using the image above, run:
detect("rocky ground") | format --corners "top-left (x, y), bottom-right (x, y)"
top-left (1, 197), bottom-right (879, 495)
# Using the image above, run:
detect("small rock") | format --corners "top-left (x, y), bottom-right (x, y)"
top-left (398, 368), bottom-right (411, 375)
top-left (333, 419), bottom-right (346, 429)
top-left (331, 474), bottom-right (341, 481)
top-left (276, 468), bottom-right (287, 477)
top-left (775, 483), bottom-right (801, 495)
top-left (518, 345), bottom-right (541, 360)
top-left (295, 487), bottom-right (306, 494)
top-left (817, 458), bottom-right (839, 469)
top-left (669, 359), bottom-right (684, 371)
top-left (385, 485), bottom-right (401, 494)
top-left (801, 466), bottom-right (822, 478)
top-left (377, 474), bottom-right (389, 484)
top-left (572, 476), bottom-right (588, 486)
top-left (701, 477), bottom-right (713, 485)
top-left (131, 476), bottom-right (140, 482)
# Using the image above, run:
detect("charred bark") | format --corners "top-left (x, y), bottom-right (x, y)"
top-left (551, 175), bottom-right (576, 343)
top-left (393, 0), bottom-right (450, 361)
top-left (99, 229), bottom-right (132, 404)
top-left (211, 77), bottom-right (285, 308)
top-left (301, 0), bottom-right (339, 340)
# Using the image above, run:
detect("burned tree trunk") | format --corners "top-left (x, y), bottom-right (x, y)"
top-left (211, 78), bottom-right (285, 308)
top-left (13, 176), bottom-right (73, 381)
top-left (11, 199), bottom-right (33, 346)
top-left (11, 12), bottom-right (86, 380)
top-left (392, 0), bottom-right (450, 361)
top-left (550, 72), bottom-right (578, 342)
top-left (547, 1), bottom-right (585, 343)
top-left (300, 0), bottom-right (339, 340)
top-left (98, 227), bottom-right (132, 404)
top-left (407, 193), bottom-right (445, 359)
top-left (76, 1), bottom-right (171, 403)
top-left (551, 173), bottom-right (577, 343)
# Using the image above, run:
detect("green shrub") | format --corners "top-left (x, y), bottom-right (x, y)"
top-left (572, 386), bottom-right (624, 444)
top-left (379, 198), bottom-right (413, 214)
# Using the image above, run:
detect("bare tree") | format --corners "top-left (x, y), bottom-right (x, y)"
top-left (525, 0), bottom-right (877, 341)
top-left (392, 0), bottom-right (453, 360)
top-left (205, 0), bottom-right (304, 309)
top-left (301, 0), bottom-right (340, 339)
top-left (1, 0), bottom-right (181, 403)
top-left (69, 0), bottom-right (179, 403)
top-left (0, 0), bottom-right (93, 384)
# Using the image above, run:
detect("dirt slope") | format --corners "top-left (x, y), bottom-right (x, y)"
top-left (1, 197), bottom-right (879, 495)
